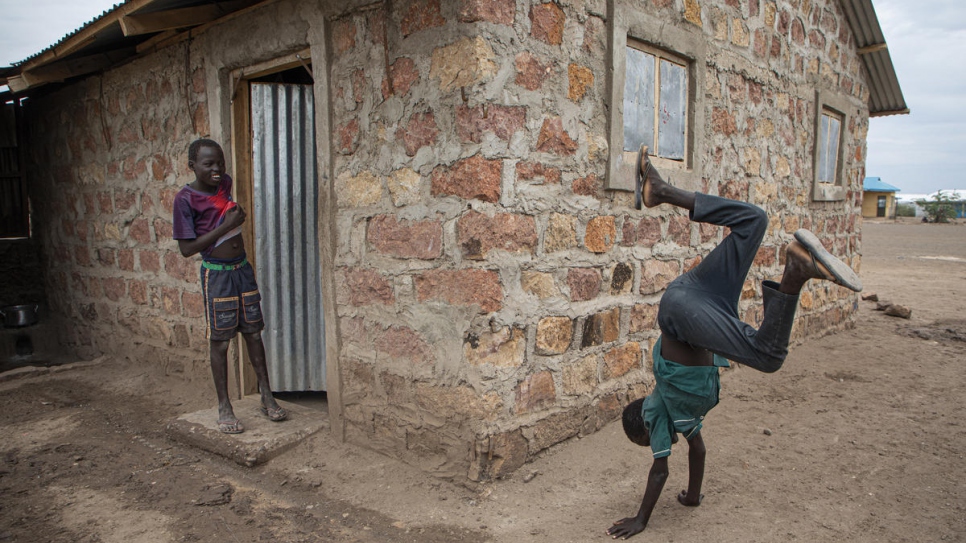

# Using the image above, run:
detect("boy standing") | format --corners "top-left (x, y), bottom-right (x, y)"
top-left (607, 148), bottom-right (861, 539)
top-left (172, 138), bottom-right (286, 434)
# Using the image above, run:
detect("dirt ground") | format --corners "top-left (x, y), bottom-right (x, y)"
top-left (2, 218), bottom-right (964, 543)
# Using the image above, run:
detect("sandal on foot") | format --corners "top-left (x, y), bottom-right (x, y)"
top-left (793, 229), bottom-right (863, 292)
top-left (260, 405), bottom-right (287, 422)
top-left (635, 144), bottom-right (652, 210)
top-left (217, 418), bottom-right (244, 434)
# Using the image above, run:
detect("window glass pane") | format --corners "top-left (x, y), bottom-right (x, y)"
top-left (818, 113), bottom-right (830, 183)
top-left (826, 115), bottom-right (840, 183)
top-left (623, 47), bottom-right (655, 152)
top-left (658, 59), bottom-right (687, 161)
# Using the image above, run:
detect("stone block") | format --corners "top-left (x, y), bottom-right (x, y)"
top-left (544, 213), bottom-right (577, 253)
top-left (456, 104), bottom-right (526, 144)
top-left (387, 168), bottom-right (422, 207)
top-left (517, 161), bottom-right (561, 185)
top-left (336, 118), bottom-right (360, 155)
top-left (335, 170), bottom-right (382, 208)
top-left (603, 342), bottom-right (642, 380)
top-left (367, 215), bottom-right (442, 260)
top-left (521, 271), bottom-right (558, 299)
top-left (667, 215), bottom-right (691, 246)
top-left (397, 111), bottom-right (438, 156)
top-left (374, 325), bottom-right (434, 364)
top-left (464, 326), bottom-right (526, 367)
top-left (139, 250), bottom-right (160, 273)
top-left (128, 280), bottom-right (148, 306)
top-left (640, 259), bottom-right (680, 295)
top-left (458, 211), bottom-right (537, 259)
top-left (345, 267), bottom-right (394, 306)
top-left (535, 316), bottom-right (573, 355)
top-left (414, 268), bottom-right (503, 313)
top-left (582, 307), bottom-right (620, 348)
top-left (333, 19), bottom-right (356, 54)
top-left (562, 354), bottom-right (599, 395)
top-left (514, 52), bottom-right (553, 91)
top-left (684, 0), bottom-right (703, 27)
top-left (528, 410), bottom-right (583, 452)
top-left (431, 154), bottom-right (502, 203)
top-left (458, 0), bottom-right (515, 25)
top-left (401, 0), bottom-right (446, 37)
top-left (630, 302), bottom-right (659, 334)
top-left (568, 268), bottom-right (601, 302)
top-left (572, 173), bottom-right (601, 196)
top-left (514, 370), bottom-right (556, 414)
top-left (382, 57), bottom-right (418, 98)
top-left (430, 37), bottom-right (497, 92)
top-left (585, 216), bottom-right (616, 254)
top-left (567, 63), bottom-right (594, 101)
top-left (530, 2), bottom-right (565, 45)
top-left (610, 262), bottom-right (633, 295)
top-left (536, 117), bottom-right (578, 155)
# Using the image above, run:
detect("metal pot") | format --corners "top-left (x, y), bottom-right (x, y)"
top-left (0, 304), bottom-right (39, 328)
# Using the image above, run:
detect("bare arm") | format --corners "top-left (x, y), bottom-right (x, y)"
top-left (177, 205), bottom-right (246, 257)
top-left (678, 431), bottom-right (706, 506)
top-left (606, 457), bottom-right (669, 540)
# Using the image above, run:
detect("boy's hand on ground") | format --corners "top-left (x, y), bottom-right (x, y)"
top-left (677, 490), bottom-right (703, 506)
top-left (607, 517), bottom-right (646, 540)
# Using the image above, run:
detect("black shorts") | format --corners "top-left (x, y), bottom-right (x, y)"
top-left (200, 259), bottom-right (264, 341)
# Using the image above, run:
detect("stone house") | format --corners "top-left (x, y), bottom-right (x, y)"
top-left (0, 0), bottom-right (906, 480)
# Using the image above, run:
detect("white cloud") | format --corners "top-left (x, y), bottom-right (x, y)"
top-left (867, 0), bottom-right (966, 193)
top-left (0, 1), bottom-right (120, 65)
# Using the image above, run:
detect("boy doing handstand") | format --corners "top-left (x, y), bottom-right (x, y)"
top-left (606, 148), bottom-right (862, 539)
top-left (173, 138), bottom-right (286, 434)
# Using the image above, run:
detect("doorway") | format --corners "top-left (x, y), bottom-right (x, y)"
top-left (233, 59), bottom-right (326, 393)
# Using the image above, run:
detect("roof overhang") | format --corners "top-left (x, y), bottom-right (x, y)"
top-left (3, 0), bottom-right (909, 118)
top-left (839, 0), bottom-right (909, 117)
top-left (1, 0), bottom-right (265, 99)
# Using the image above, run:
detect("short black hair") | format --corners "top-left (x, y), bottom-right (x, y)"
top-left (188, 138), bottom-right (221, 162)
top-left (622, 397), bottom-right (647, 443)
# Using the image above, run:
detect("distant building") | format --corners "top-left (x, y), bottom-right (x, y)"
top-left (898, 190), bottom-right (966, 219)
top-left (862, 177), bottom-right (901, 218)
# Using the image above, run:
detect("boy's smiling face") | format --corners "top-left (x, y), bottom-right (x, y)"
top-left (189, 145), bottom-right (226, 190)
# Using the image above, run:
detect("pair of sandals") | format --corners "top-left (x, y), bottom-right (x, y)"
top-left (634, 145), bottom-right (862, 292)
top-left (217, 404), bottom-right (288, 434)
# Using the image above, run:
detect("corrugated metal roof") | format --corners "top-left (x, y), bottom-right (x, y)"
top-left (13, 2), bottom-right (127, 67)
top-left (863, 177), bottom-right (901, 192)
top-left (839, 0), bottom-right (909, 117)
top-left (3, 0), bottom-right (909, 117)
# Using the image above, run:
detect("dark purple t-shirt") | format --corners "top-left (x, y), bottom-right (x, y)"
top-left (172, 174), bottom-right (237, 258)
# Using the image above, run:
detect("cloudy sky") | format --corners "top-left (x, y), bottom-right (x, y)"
top-left (0, 0), bottom-right (963, 195)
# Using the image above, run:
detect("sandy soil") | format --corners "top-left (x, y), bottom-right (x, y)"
top-left (1, 218), bottom-right (964, 543)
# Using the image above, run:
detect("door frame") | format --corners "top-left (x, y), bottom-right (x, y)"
top-left (226, 48), bottom-right (345, 438)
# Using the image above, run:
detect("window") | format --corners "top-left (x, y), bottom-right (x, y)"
top-left (0, 100), bottom-right (28, 239)
top-left (812, 91), bottom-right (850, 202)
top-left (606, 14), bottom-right (705, 192)
top-left (817, 109), bottom-right (842, 184)
top-left (623, 42), bottom-right (688, 162)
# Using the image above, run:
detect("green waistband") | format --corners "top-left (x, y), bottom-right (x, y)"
top-left (202, 258), bottom-right (248, 271)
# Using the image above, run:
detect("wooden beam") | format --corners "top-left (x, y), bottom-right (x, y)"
top-left (12, 49), bottom-right (136, 90)
top-left (858, 43), bottom-right (888, 55)
top-left (119, 0), bottom-right (257, 37)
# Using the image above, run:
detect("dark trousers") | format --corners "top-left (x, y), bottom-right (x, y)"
top-left (657, 193), bottom-right (799, 372)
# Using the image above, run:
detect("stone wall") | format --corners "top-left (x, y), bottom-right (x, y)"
top-left (21, 0), bottom-right (867, 481)
top-left (328, 0), bottom-right (866, 480)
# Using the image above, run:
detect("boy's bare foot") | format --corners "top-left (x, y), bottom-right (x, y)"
top-left (784, 230), bottom-right (862, 292)
top-left (677, 490), bottom-right (703, 506)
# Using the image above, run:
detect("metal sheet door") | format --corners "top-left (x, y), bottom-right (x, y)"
top-left (250, 83), bottom-right (325, 391)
